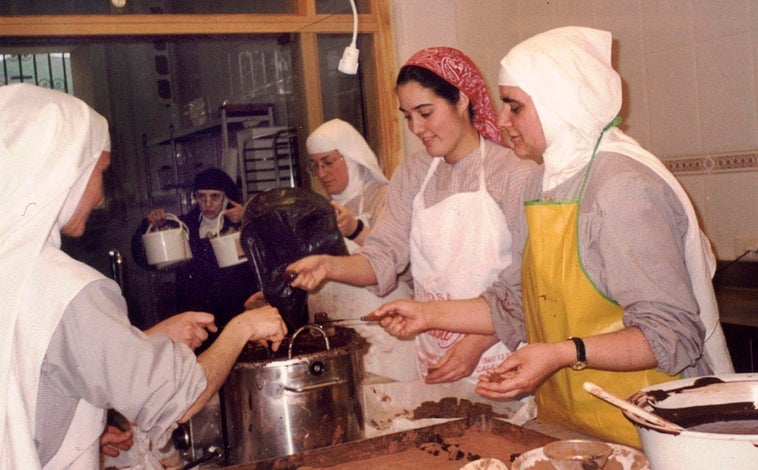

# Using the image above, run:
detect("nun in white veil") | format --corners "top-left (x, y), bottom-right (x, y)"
top-left (0, 84), bottom-right (236, 469)
top-left (476, 26), bottom-right (733, 447)
top-left (0, 83), bottom-right (114, 468)
top-left (305, 119), bottom-right (418, 382)
top-left (306, 118), bottom-right (389, 250)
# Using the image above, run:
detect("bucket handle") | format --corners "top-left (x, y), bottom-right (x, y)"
top-left (288, 324), bottom-right (330, 360)
top-left (212, 213), bottom-right (224, 239)
top-left (146, 213), bottom-right (190, 239)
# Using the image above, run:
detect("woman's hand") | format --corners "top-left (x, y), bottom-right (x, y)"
top-left (145, 311), bottom-right (218, 351)
top-left (475, 342), bottom-right (567, 398)
top-left (235, 305), bottom-right (288, 352)
top-left (286, 255), bottom-right (329, 291)
top-left (100, 424), bottom-right (133, 458)
top-left (221, 200), bottom-right (244, 224)
top-left (425, 334), bottom-right (497, 384)
top-left (331, 201), bottom-right (358, 238)
top-left (243, 291), bottom-right (267, 310)
top-left (146, 208), bottom-right (167, 227)
top-left (366, 299), bottom-right (431, 338)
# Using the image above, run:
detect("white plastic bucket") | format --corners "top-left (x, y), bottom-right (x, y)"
top-left (625, 373), bottom-right (758, 470)
top-left (210, 214), bottom-right (247, 268)
top-left (142, 213), bottom-right (193, 269)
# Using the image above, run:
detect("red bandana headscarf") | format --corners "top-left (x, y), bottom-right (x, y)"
top-left (402, 47), bottom-right (506, 146)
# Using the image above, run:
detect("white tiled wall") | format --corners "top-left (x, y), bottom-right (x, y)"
top-left (392, 0), bottom-right (758, 259)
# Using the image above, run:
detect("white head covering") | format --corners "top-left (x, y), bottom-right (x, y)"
top-left (0, 83), bottom-right (111, 467)
top-left (306, 119), bottom-right (388, 204)
top-left (499, 27), bottom-right (620, 191)
top-left (499, 27), bottom-right (733, 374)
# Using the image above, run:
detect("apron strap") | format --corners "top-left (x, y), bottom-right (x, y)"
top-left (416, 135), bottom-right (487, 209)
top-left (577, 116), bottom-right (623, 202)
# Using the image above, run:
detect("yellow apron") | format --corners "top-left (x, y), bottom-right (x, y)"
top-left (522, 160), bottom-right (675, 447)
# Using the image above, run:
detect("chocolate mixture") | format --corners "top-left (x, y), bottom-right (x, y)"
top-left (634, 376), bottom-right (758, 432)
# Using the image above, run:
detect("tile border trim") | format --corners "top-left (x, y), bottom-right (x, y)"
top-left (663, 150), bottom-right (758, 176)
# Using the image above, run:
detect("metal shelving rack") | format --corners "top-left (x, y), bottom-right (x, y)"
top-left (143, 101), bottom-right (290, 212)
top-left (236, 125), bottom-right (299, 201)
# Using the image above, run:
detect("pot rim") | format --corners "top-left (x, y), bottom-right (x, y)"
top-left (233, 346), bottom-right (365, 370)
top-left (234, 326), bottom-right (367, 369)
top-left (623, 372), bottom-right (758, 438)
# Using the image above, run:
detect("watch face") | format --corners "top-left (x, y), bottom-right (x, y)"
top-left (570, 361), bottom-right (587, 371)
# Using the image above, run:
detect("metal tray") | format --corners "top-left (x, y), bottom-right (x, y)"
top-left (224, 417), bottom-right (555, 470)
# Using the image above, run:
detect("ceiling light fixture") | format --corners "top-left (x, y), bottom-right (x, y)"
top-left (337, 0), bottom-right (359, 75)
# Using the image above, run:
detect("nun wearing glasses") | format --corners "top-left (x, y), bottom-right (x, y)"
top-left (305, 118), bottom-right (418, 382)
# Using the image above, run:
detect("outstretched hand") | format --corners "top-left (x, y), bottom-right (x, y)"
top-left (475, 342), bottom-right (565, 398)
top-left (285, 255), bottom-right (329, 291)
top-left (243, 290), bottom-right (267, 310)
top-left (145, 311), bottom-right (218, 351)
top-left (365, 299), bottom-right (430, 339)
top-left (238, 305), bottom-right (288, 352)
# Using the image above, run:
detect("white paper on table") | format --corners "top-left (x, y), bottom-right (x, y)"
top-left (361, 378), bottom-right (536, 438)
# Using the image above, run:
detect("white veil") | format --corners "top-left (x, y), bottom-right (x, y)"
top-left (0, 83), bottom-right (111, 467)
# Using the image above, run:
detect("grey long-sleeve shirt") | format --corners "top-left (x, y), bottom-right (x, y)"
top-left (35, 279), bottom-right (206, 465)
top-left (488, 152), bottom-right (708, 376)
top-left (359, 139), bottom-right (538, 297)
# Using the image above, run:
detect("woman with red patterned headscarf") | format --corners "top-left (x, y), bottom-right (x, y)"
top-left (288, 47), bottom-right (538, 386)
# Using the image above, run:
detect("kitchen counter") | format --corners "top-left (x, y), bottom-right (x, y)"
top-left (219, 416), bottom-right (642, 469)
top-left (223, 418), bottom-right (557, 469)
top-left (203, 277), bottom-right (758, 469)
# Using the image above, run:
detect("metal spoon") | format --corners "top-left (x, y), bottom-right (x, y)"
top-left (315, 317), bottom-right (379, 326)
top-left (312, 311), bottom-right (379, 327)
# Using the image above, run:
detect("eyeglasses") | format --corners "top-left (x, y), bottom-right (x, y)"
top-left (306, 154), bottom-right (344, 175)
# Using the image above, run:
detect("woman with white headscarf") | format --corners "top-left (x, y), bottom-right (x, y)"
top-left (471, 27), bottom-right (733, 446)
top-left (0, 83), bottom-right (286, 468)
top-left (304, 119), bottom-right (418, 381)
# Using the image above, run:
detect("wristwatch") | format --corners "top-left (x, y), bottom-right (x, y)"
top-left (568, 336), bottom-right (587, 371)
top-left (346, 219), bottom-right (364, 240)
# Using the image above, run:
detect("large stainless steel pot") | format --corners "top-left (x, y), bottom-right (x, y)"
top-left (624, 373), bottom-right (758, 470)
top-left (223, 324), bottom-right (366, 464)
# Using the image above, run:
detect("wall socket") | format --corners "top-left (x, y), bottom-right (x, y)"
top-left (733, 237), bottom-right (758, 262)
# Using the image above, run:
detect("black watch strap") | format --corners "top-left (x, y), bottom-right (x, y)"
top-left (568, 336), bottom-right (587, 371)
top-left (346, 219), bottom-right (364, 240)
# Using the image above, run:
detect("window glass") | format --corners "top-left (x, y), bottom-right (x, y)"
top-left (316, 0), bottom-right (370, 15)
top-left (1, 53), bottom-right (74, 93)
top-left (317, 34), bottom-right (367, 137)
top-left (161, 0), bottom-right (295, 14)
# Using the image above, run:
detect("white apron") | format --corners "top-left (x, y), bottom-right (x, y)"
top-left (409, 137), bottom-right (513, 382)
top-left (308, 196), bottom-right (419, 382)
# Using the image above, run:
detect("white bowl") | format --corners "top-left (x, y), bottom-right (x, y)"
top-left (624, 373), bottom-right (758, 470)
top-left (512, 440), bottom-right (648, 470)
